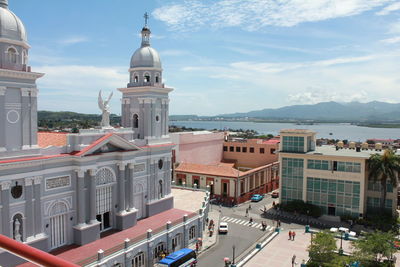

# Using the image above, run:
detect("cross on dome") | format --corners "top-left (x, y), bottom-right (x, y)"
top-left (144, 12), bottom-right (149, 27)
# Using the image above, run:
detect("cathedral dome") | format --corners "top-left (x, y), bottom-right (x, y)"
top-left (130, 46), bottom-right (161, 69)
top-left (0, 1), bottom-right (27, 43)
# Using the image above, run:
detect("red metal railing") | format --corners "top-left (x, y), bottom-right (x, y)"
top-left (0, 234), bottom-right (78, 267)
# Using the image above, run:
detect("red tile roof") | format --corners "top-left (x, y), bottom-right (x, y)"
top-left (175, 162), bottom-right (241, 178)
top-left (37, 132), bottom-right (68, 148)
top-left (18, 208), bottom-right (195, 266)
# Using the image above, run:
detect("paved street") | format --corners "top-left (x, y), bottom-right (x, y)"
top-left (198, 194), bottom-right (295, 267)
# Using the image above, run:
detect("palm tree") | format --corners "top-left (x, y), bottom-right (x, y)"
top-left (367, 149), bottom-right (400, 212)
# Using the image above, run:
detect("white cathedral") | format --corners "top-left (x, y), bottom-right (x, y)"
top-left (0, 2), bottom-right (203, 266)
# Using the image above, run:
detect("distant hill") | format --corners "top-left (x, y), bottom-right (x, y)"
top-left (218, 101), bottom-right (400, 121)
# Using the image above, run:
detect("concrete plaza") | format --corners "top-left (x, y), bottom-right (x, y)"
top-left (244, 229), bottom-right (355, 267)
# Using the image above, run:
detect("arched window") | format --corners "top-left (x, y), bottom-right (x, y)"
top-left (134, 75), bottom-right (138, 83)
top-left (49, 201), bottom-right (68, 249)
top-left (8, 47), bottom-right (17, 64)
top-left (132, 252), bottom-right (145, 267)
top-left (133, 114), bottom-right (139, 128)
top-left (155, 76), bottom-right (159, 83)
top-left (22, 50), bottom-right (27, 65)
top-left (12, 213), bottom-right (23, 242)
top-left (158, 180), bottom-right (163, 198)
top-left (189, 225), bottom-right (196, 240)
top-left (95, 167), bottom-right (116, 231)
top-left (153, 242), bottom-right (166, 260)
top-left (144, 73), bottom-right (150, 83)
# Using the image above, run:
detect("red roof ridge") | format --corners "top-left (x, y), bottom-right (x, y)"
top-left (74, 133), bottom-right (114, 157)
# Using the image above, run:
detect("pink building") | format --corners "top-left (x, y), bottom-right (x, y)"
top-left (223, 138), bottom-right (279, 169)
top-left (171, 131), bottom-right (224, 165)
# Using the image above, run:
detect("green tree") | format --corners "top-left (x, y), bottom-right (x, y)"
top-left (367, 149), bottom-right (400, 211)
top-left (308, 231), bottom-right (337, 265)
top-left (352, 231), bottom-right (396, 265)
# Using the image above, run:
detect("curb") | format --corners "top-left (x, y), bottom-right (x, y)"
top-left (197, 211), bottom-right (222, 258)
top-left (236, 231), bottom-right (279, 267)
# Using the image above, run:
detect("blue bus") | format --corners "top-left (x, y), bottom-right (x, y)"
top-left (157, 248), bottom-right (197, 267)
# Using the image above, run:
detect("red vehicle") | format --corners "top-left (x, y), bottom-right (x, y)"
top-left (271, 191), bottom-right (279, 198)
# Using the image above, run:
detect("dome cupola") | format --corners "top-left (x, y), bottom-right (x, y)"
top-left (128, 12), bottom-right (163, 88)
top-left (0, 0), bottom-right (28, 43)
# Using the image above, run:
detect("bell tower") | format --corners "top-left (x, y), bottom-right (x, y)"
top-left (0, 0), bottom-right (44, 156)
top-left (119, 13), bottom-right (172, 141)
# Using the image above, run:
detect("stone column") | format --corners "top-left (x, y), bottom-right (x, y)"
top-left (33, 176), bottom-right (42, 235)
top-left (150, 98), bottom-right (156, 138)
top-left (128, 163), bottom-right (135, 210)
top-left (21, 88), bottom-right (30, 149)
top-left (1, 181), bottom-right (11, 237)
top-left (24, 178), bottom-right (34, 238)
top-left (0, 87), bottom-right (6, 151)
top-left (89, 169), bottom-right (97, 224)
top-left (76, 170), bottom-right (86, 225)
top-left (117, 163), bottom-right (126, 213)
top-left (30, 88), bottom-right (38, 147)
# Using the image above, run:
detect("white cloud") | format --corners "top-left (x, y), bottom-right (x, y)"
top-left (376, 1), bottom-right (400, 15)
top-left (380, 36), bottom-right (400, 44)
top-left (35, 65), bottom-right (127, 113)
top-left (58, 36), bottom-right (89, 45)
top-left (160, 49), bottom-right (191, 56)
top-left (153, 0), bottom-right (393, 31)
top-left (288, 88), bottom-right (368, 104)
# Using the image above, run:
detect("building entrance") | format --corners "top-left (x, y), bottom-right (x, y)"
top-left (328, 206), bottom-right (336, 216)
top-left (96, 211), bottom-right (111, 231)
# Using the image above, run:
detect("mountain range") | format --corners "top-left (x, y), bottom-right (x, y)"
top-left (217, 101), bottom-right (400, 121)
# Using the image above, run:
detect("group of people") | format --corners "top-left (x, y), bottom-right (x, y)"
top-left (288, 230), bottom-right (296, 241)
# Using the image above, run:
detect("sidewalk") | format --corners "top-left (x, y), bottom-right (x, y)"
top-left (189, 208), bottom-right (220, 253)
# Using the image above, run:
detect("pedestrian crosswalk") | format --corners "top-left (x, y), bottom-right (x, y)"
top-left (221, 216), bottom-right (274, 231)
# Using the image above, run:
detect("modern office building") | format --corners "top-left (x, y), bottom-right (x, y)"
top-left (0, 2), bottom-right (203, 266)
top-left (279, 129), bottom-right (397, 218)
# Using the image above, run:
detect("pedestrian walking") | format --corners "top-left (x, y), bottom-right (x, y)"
top-left (277, 220), bottom-right (281, 227)
top-left (245, 208), bottom-right (249, 217)
top-left (288, 230), bottom-right (292, 240)
top-left (249, 217), bottom-right (253, 225)
top-left (248, 203), bottom-right (252, 210)
top-left (292, 231), bottom-right (296, 241)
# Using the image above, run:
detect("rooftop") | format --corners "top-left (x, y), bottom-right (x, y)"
top-left (175, 162), bottom-right (241, 178)
top-left (305, 145), bottom-right (385, 158)
top-left (18, 208), bottom-right (195, 267)
top-left (37, 132), bottom-right (68, 148)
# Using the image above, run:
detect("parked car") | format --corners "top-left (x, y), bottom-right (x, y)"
top-left (271, 191), bottom-right (279, 198)
top-left (219, 222), bottom-right (228, 234)
top-left (251, 194), bottom-right (264, 202)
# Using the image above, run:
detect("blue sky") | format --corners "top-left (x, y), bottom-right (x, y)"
top-left (10, 0), bottom-right (400, 116)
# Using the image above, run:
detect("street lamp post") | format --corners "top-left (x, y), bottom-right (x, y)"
top-left (232, 245), bottom-right (236, 265)
top-left (339, 231), bottom-right (344, 255)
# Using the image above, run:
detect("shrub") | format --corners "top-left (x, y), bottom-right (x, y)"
top-left (280, 200), bottom-right (322, 217)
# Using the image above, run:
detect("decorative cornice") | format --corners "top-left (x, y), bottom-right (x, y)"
top-left (33, 176), bottom-right (43, 185)
top-left (122, 98), bottom-right (130, 104)
top-left (118, 87), bottom-right (173, 94)
top-left (24, 178), bottom-right (33, 186)
top-left (128, 67), bottom-right (162, 72)
top-left (75, 169), bottom-right (85, 178)
top-left (0, 38), bottom-right (30, 49)
top-left (0, 181), bottom-right (11, 190)
top-left (117, 163), bottom-right (126, 171)
top-left (89, 169), bottom-right (97, 176)
top-left (161, 99), bottom-right (170, 105)
top-left (0, 69), bottom-right (44, 80)
top-left (137, 97), bottom-right (156, 104)
top-left (21, 88), bottom-right (38, 97)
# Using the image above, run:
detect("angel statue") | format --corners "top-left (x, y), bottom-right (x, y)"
top-left (98, 90), bottom-right (113, 128)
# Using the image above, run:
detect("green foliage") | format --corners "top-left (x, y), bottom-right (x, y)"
top-left (308, 231), bottom-right (337, 265)
top-left (367, 150), bottom-right (400, 212)
top-left (279, 200), bottom-right (322, 217)
top-left (352, 231), bottom-right (397, 265)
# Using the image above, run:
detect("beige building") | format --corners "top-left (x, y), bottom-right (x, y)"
top-left (279, 129), bottom-right (397, 218)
